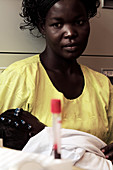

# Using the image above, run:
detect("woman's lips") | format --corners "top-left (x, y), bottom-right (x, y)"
top-left (63, 43), bottom-right (78, 52)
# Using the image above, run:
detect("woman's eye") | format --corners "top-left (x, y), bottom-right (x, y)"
top-left (75, 20), bottom-right (86, 26)
top-left (52, 23), bottom-right (62, 28)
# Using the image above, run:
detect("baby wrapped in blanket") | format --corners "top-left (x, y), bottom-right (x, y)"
top-left (0, 108), bottom-right (112, 170)
top-left (23, 127), bottom-right (113, 170)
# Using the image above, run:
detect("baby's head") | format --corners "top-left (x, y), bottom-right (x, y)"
top-left (0, 108), bottom-right (46, 150)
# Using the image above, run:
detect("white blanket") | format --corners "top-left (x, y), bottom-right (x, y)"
top-left (23, 127), bottom-right (113, 170)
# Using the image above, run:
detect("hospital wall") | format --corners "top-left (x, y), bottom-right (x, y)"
top-left (0, 0), bottom-right (113, 77)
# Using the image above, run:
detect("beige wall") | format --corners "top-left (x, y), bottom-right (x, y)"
top-left (0, 0), bottom-right (113, 73)
top-left (78, 4), bottom-right (113, 73)
top-left (0, 0), bottom-right (45, 71)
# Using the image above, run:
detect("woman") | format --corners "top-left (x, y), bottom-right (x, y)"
top-left (0, 0), bottom-right (113, 163)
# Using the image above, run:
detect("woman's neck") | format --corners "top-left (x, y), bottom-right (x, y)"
top-left (40, 50), bottom-right (80, 74)
top-left (40, 50), bottom-right (84, 99)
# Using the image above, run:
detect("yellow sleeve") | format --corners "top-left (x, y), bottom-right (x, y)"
top-left (0, 66), bottom-right (34, 113)
top-left (106, 80), bottom-right (113, 144)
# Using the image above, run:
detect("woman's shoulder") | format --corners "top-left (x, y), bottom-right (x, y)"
top-left (6, 54), bottom-right (40, 71)
top-left (80, 64), bottom-right (112, 90)
top-left (1, 54), bottom-right (40, 76)
top-left (81, 64), bottom-right (109, 81)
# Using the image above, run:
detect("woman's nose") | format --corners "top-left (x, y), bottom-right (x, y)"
top-left (63, 25), bottom-right (77, 39)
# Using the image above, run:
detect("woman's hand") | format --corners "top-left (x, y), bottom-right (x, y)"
top-left (101, 143), bottom-right (113, 163)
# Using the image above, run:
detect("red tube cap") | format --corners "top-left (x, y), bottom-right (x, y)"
top-left (51, 99), bottom-right (61, 114)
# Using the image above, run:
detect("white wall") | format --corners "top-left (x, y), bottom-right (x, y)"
top-left (0, 0), bottom-right (113, 73)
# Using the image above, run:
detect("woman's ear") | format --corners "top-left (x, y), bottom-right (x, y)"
top-left (38, 21), bottom-right (46, 36)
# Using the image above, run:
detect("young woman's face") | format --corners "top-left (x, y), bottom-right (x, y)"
top-left (42, 0), bottom-right (90, 60)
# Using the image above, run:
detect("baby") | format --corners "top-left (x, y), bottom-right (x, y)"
top-left (0, 108), bottom-right (113, 169)
top-left (0, 108), bottom-right (45, 150)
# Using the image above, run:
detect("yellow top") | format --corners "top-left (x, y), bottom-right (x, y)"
top-left (0, 54), bottom-right (113, 144)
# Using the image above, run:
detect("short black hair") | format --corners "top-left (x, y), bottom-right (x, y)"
top-left (20, 0), bottom-right (100, 35)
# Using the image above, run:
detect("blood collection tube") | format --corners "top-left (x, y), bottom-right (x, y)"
top-left (51, 99), bottom-right (61, 159)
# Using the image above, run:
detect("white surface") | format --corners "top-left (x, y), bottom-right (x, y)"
top-left (9, 161), bottom-right (43, 170)
top-left (0, 148), bottom-right (72, 170)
